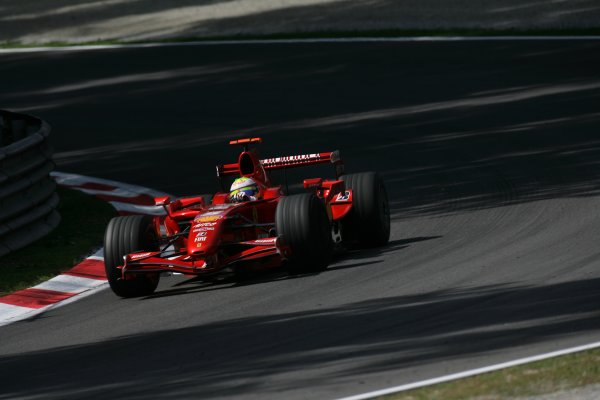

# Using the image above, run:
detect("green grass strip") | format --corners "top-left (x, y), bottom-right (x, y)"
top-left (2, 28), bottom-right (600, 48)
top-left (385, 347), bottom-right (600, 400)
top-left (0, 187), bottom-right (116, 296)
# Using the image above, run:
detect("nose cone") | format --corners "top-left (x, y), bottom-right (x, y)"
top-left (187, 212), bottom-right (225, 256)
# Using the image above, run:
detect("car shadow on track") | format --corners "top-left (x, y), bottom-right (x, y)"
top-left (144, 236), bottom-right (441, 300)
top-left (3, 277), bottom-right (600, 400)
top-left (340, 236), bottom-right (442, 261)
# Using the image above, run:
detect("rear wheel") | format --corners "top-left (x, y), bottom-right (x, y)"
top-left (104, 215), bottom-right (160, 297)
top-left (341, 172), bottom-right (390, 247)
top-left (276, 193), bottom-right (332, 273)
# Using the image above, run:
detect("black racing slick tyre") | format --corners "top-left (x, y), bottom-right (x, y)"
top-left (276, 193), bottom-right (332, 273)
top-left (103, 215), bottom-right (160, 297)
top-left (341, 172), bottom-right (390, 247)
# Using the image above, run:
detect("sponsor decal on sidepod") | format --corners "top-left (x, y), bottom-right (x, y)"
top-left (254, 238), bottom-right (276, 244)
top-left (194, 211), bottom-right (224, 223)
top-left (196, 215), bottom-right (221, 222)
top-left (131, 252), bottom-right (154, 259)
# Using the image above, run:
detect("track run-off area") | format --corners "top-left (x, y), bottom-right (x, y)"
top-left (1, 38), bottom-right (600, 399)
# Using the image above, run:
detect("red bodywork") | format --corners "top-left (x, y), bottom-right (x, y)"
top-left (119, 139), bottom-right (353, 280)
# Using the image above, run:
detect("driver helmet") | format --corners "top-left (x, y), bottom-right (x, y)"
top-left (229, 177), bottom-right (261, 202)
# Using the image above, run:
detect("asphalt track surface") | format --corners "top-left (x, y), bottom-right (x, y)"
top-left (1, 40), bottom-right (600, 399)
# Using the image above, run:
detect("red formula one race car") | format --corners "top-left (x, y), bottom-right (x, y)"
top-left (103, 138), bottom-right (390, 297)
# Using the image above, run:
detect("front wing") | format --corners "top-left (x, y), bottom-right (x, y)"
top-left (121, 237), bottom-right (289, 278)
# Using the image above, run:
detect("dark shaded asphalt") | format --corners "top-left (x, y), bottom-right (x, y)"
top-left (1, 40), bottom-right (600, 400)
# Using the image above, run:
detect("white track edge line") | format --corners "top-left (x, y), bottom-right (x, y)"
top-left (34, 274), bottom-right (106, 293)
top-left (76, 187), bottom-right (151, 198)
top-left (0, 303), bottom-right (35, 325)
top-left (2, 36), bottom-right (600, 54)
top-left (110, 201), bottom-right (166, 215)
top-left (0, 283), bottom-right (109, 327)
top-left (51, 171), bottom-right (171, 198)
top-left (335, 341), bottom-right (600, 400)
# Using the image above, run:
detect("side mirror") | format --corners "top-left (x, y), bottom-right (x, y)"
top-left (303, 178), bottom-right (323, 189)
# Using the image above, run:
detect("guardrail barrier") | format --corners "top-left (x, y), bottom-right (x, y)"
top-left (0, 110), bottom-right (59, 257)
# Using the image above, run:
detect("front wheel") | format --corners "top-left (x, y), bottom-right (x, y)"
top-left (103, 215), bottom-right (160, 297)
top-left (275, 193), bottom-right (332, 273)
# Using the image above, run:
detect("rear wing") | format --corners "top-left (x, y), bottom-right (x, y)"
top-left (217, 150), bottom-right (344, 179)
top-left (262, 151), bottom-right (343, 171)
